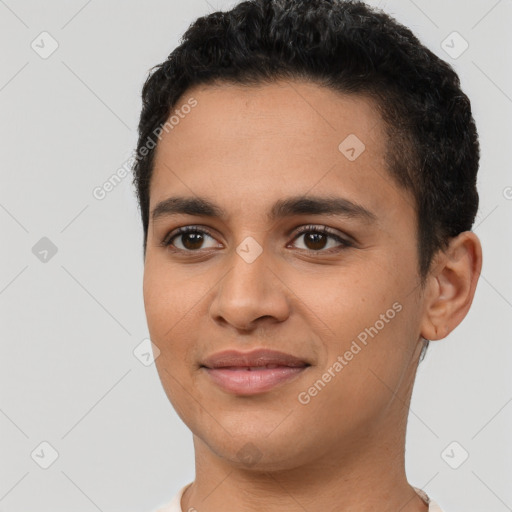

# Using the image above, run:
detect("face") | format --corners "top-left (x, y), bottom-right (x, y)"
top-left (143, 80), bottom-right (427, 470)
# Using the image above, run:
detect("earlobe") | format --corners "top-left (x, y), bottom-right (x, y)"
top-left (420, 231), bottom-right (483, 341)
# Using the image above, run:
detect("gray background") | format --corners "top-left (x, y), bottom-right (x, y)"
top-left (1, 0), bottom-right (511, 511)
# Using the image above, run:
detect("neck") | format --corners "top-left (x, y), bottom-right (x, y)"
top-left (180, 416), bottom-right (427, 512)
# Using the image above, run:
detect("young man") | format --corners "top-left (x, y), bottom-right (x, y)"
top-left (132, 1), bottom-right (482, 511)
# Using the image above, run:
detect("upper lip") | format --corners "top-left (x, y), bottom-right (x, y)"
top-left (201, 348), bottom-right (311, 369)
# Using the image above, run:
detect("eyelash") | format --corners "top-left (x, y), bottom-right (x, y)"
top-left (160, 224), bottom-right (353, 255)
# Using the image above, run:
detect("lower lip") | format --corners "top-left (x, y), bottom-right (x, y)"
top-left (203, 366), bottom-right (308, 395)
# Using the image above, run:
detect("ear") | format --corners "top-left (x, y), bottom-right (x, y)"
top-left (420, 231), bottom-right (483, 341)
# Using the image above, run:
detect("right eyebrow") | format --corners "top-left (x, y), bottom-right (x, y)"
top-left (151, 196), bottom-right (225, 222)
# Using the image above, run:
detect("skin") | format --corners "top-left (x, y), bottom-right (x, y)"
top-left (142, 79), bottom-right (482, 512)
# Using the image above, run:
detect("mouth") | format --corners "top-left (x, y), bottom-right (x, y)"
top-left (200, 348), bottom-right (311, 395)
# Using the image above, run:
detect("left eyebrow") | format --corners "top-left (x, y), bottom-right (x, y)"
top-left (150, 194), bottom-right (378, 224)
top-left (268, 195), bottom-right (377, 224)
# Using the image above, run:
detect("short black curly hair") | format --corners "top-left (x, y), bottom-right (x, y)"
top-left (132, 0), bottom-right (479, 290)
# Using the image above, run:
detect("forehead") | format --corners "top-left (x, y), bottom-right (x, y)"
top-left (149, 80), bottom-right (413, 222)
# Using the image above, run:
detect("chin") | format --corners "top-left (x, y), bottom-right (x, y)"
top-left (195, 424), bottom-right (320, 472)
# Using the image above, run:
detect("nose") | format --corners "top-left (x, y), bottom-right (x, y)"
top-left (208, 241), bottom-right (291, 332)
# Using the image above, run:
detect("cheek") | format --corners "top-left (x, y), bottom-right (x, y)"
top-left (290, 260), bottom-right (416, 389)
top-left (143, 264), bottom-right (186, 370)
top-left (143, 258), bottom-right (198, 329)
top-left (295, 305), bottom-right (416, 439)
top-left (287, 259), bottom-right (403, 340)
top-left (143, 259), bottom-right (211, 372)
top-left (144, 262), bottom-right (202, 416)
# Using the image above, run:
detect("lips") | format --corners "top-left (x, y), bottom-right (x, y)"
top-left (201, 348), bottom-right (310, 369)
top-left (200, 348), bottom-right (311, 395)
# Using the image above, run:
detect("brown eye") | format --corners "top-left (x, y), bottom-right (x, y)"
top-left (291, 226), bottom-right (351, 253)
top-left (163, 227), bottom-right (221, 251)
top-left (180, 232), bottom-right (205, 250)
top-left (302, 232), bottom-right (329, 250)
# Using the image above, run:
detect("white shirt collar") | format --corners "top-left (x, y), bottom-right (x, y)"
top-left (155, 483), bottom-right (444, 511)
